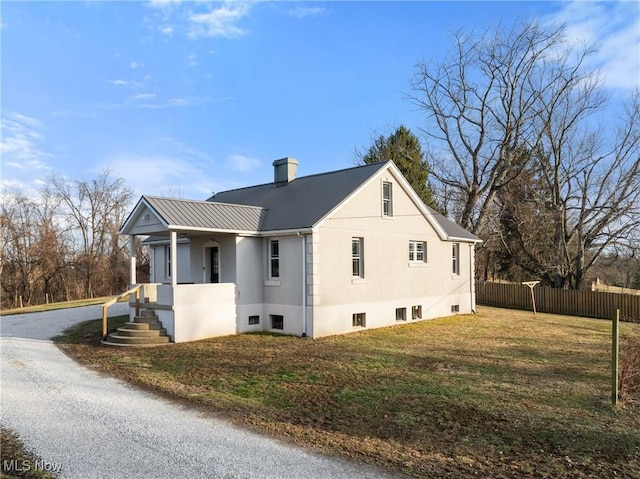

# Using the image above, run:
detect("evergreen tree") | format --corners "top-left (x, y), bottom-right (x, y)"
top-left (357, 125), bottom-right (438, 210)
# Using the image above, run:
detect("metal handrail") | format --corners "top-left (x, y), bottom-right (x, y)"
top-left (102, 285), bottom-right (142, 338)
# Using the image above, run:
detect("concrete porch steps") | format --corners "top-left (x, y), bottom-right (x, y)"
top-left (101, 310), bottom-right (172, 348)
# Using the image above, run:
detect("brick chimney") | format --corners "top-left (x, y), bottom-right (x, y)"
top-left (273, 157), bottom-right (298, 185)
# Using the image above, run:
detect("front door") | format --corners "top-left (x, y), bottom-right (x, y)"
top-left (210, 246), bottom-right (220, 283)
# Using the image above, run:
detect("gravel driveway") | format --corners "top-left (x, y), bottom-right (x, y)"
top-left (1, 305), bottom-right (400, 479)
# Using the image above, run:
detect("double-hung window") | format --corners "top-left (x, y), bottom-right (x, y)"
top-left (164, 245), bottom-right (171, 278)
top-left (409, 241), bottom-right (426, 263)
top-left (452, 243), bottom-right (460, 275)
top-left (269, 240), bottom-right (280, 278)
top-left (352, 237), bottom-right (364, 278)
top-left (382, 181), bottom-right (393, 217)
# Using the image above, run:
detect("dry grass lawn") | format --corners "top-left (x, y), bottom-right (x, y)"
top-left (56, 306), bottom-right (640, 478)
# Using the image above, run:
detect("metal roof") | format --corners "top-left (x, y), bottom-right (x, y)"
top-left (427, 207), bottom-right (481, 242)
top-left (143, 196), bottom-right (266, 232)
top-left (209, 162), bottom-right (388, 231)
top-left (123, 162), bottom-right (479, 242)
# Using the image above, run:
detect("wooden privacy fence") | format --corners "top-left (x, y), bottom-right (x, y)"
top-left (475, 281), bottom-right (640, 322)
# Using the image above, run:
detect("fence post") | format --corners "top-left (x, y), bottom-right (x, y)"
top-left (612, 309), bottom-right (619, 406)
top-left (102, 304), bottom-right (108, 338)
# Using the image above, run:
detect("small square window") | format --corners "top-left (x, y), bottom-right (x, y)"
top-left (451, 305), bottom-right (460, 313)
top-left (352, 312), bottom-right (366, 327)
top-left (270, 314), bottom-right (284, 330)
top-left (409, 241), bottom-right (427, 262)
top-left (396, 307), bottom-right (407, 321)
top-left (248, 315), bottom-right (260, 325)
top-left (412, 305), bottom-right (422, 319)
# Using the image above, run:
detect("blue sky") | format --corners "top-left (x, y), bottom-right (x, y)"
top-left (1, 1), bottom-right (638, 200)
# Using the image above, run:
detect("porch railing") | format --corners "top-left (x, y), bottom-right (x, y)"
top-left (102, 285), bottom-right (142, 338)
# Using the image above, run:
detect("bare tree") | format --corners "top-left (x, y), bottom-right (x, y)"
top-left (410, 19), bottom-right (640, 289)
top-left (0, 191), bottom-right (69, 307)
top-left (408, 20), bottom-right (598, 234)
top-left (44, 169), bottom-right (133, 298)
top-left (536, 91), bottom-right (640, 288)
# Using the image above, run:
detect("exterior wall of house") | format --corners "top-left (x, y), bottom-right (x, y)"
top-left (260, 234), bottom-right (306, 336)
top-left (312, 168), bottom-right (475, 337)
top-left (236, 236), bottom-right (265, 333)
top-left (188, 235), bottom-right (237, 284)
top-left (151, 241), bottom-right (191, 284)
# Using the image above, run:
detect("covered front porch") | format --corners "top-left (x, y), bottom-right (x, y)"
top-left (135, 281), bottom-right (237, 343)
top-left (117, 195), bottom-right (266, 344)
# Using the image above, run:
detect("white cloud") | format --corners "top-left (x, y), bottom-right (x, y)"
top-left (0, 112), bottom-right (53, 195)
top-left (0, 113), bottom-right (49, 162)
top-left (148, 0), bottom-right (183, 6)
top-left (225, 154), bottom-right (260, 172)
top-left (107, 151), bottom-right (228, 199)
top-left (96, 94), bottom-right (209, 110)
top-left (107, 79), bottom-right (144, 89)
top-left (188, 3), bottom-right (251, 39)
top-left (130, 93), bottom-right (157, 101)
top-left (543, 1), bottom-right (640, 91)
top-left (187, 53), bottom-right (198, 67)
top-left (130, 61), bottom-right (141, 69)
top-left (8, 112), bottom-right (42, 129)
top-left (160, 24), bottom-right (174, 35)
top-left (287, 6), bottom-right (327, 19)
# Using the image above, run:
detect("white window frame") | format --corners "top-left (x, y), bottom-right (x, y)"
top-left (409, 241), bottom-right (427, 263)
top-left (352, 237), bottom-right (364, 278)
top-left (269, 239), bottom-right (280, 279)
top-left (452, 243), bottom-right (460, 275)
top-left (382, 181), bottom-right (393, 217)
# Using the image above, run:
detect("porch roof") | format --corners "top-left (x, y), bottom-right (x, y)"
top-left (119, 196), bottom-right (267, 235)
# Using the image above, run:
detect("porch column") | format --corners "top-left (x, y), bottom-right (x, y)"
top-left (129, 235), bottom-right (137, 285)
top-left (170, 230), bottom-right (178, 287)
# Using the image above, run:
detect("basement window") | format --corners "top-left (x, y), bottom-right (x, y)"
top-left (396, 307), bottom-right (407, 321)
top-left (270, 314), bottom-right (284, 330)
top-left (451, 305), bottom-right (460, 313)
top-left (352, 312), bottom-right (366, 327)
top-left (248, 315), bottom-right (260, 325)
top-left (412, 305), bottom-right (422, 319)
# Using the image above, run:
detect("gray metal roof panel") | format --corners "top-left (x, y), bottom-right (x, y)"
top-left (209, 162), bottom-right (388, 231)
top-left (143, 196), bottom-right (266, 232)
top-left (427, 207), bottom-right (481, 242)
top-left (136, 163), bottom-right (478, 241)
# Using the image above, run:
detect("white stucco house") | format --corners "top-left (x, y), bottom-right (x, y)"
top-left (116, 158), bottom-right (481, 344)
